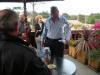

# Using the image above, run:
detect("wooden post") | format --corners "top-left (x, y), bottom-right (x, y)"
top-left (23, 0), bottom-right (29, 42)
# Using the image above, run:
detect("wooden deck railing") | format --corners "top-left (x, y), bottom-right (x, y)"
top-left (71, 30), bottom-right (84, 40)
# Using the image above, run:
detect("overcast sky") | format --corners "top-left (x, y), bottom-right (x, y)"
top-left (0, 0), bottom-right (100, 15)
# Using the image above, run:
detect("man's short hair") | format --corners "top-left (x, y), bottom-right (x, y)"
top-left (0, 9), bottom-right (18, 32)
top-left (51, 6), bottom-right (59, 13)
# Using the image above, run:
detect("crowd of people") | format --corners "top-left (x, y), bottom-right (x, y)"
top-left (0, 6), bottom-right (71, 74)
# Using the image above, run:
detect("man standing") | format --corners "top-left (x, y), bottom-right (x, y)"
top-left (18, 13), bottom-right (31, 38)
top-left (0, 9), bottom-right (51, 75)
top-left (41, 6), bottom-right (71, 63)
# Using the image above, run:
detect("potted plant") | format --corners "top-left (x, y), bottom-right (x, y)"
top-left (88, 48), bottom-right (100, 72)
top-left (68, 40), bottom-right (76, 58)
top-left (74, 27), bottom-right (97, 64)
top-left (88, 30), bottom-right (100, 72)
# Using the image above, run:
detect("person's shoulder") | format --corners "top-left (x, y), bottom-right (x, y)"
top-left (59, 16), bottom-right (67, 22)
top-left (4, 40), bottom-right (34, 56)
top-left (14, 42), bottom-right (37, 56)
top-left (6, 37), bottom-right (33, 53)
top-left (12, 41), bottom-right (29, 50)
top-left (59, 16), bottom-right (66, 20)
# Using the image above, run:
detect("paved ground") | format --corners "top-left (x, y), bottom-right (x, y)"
top-left (64, 55), bottom-right (100, 75)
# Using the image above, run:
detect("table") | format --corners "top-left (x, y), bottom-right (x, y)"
top-left (51, 57), bottom-right (76, 75)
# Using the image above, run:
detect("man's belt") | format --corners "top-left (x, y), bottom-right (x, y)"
top-left (46, 37), bottom-right (62, 41)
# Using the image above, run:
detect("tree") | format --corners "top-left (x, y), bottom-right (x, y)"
top-left (87, 13), bottom-right (100, 24)
top-left (62, 13), bottom-right (77, 20)
top-left (13, 7), bottom-right (21, 10)
top-left (62, 13), bottom-right (69, 19)
top-left (29, 11), bottom-right (38, 25)
top-left (78, 14), bottom-right (85, 23)
top-left (39, 12), bottom-right (50, 18)
top-left (68, 15), bottom-right (77, 20)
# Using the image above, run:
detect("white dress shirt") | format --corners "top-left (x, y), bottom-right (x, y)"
top-left (41, 16), bottom-right (71, 42)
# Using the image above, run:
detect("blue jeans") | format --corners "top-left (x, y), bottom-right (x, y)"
top-left (36, 41), bottom-right (43, 58)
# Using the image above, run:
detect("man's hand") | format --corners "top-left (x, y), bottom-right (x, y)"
top-left (65, 40), bottom-right (69, 44)
top-left (58, 39), bottom-right (69, 45)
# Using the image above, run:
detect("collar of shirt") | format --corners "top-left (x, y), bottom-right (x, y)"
top-left (49, 16), bottom-right (60, 22)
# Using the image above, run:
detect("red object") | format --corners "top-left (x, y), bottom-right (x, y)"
top-left (91, 23), bottom-right (100, 29)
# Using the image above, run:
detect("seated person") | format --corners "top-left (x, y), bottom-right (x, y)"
top-left (42, 47), bottom-right (51, 64)
top-left (0, 9), bottom-right (51, 75)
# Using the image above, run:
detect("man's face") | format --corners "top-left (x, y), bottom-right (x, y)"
top-left (19, 14), bottom-right (25, 22)
top-left (51, 9), bottom-right (59, 18)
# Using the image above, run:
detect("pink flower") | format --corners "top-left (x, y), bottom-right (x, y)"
top-left (91, 23), bottom-right (100, 29)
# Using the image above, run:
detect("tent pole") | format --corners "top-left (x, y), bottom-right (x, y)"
top-left (23, 0), bottom-right (29, 43)
top-left (32, 2), bottom-right (35, 25)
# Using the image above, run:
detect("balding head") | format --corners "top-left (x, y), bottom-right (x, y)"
top-left (0, 9), bottom-right (18, 33)
top-left (19, 13), bottom-right (25, 22)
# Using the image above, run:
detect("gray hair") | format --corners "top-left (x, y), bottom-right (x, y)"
top-left (0, 9), bottom-right (18, 33)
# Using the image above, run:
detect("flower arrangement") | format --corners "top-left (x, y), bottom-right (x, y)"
top-left (74, 28), bottom-right (97, 55)
top-left (88, 29), bottom-right (100, 60)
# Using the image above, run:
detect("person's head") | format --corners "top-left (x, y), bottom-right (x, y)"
top-left (51, 6), bottom-right (59, 19)
top-left (19, 13), bottom-right (25, 22)
top-left (0, 9), bottom-right (19, 36)
top-left (35, 15), bottom-right (43, 24)
top-left (43, 47), bottom-right (50, 54)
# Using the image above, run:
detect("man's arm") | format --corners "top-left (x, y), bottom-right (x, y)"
top-left (63, 17), bottom-right (71, 44)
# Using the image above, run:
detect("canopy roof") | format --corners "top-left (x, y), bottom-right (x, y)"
top-left (0, 0), bottom-right (63, 2)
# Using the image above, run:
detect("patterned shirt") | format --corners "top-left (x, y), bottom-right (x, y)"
top-left (41, 16), bottom-right (71, 42)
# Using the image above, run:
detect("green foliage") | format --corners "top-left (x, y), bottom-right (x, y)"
top-left (62, 13), bottom-right (77, 20)
top-left (13, 7), bottom-right (21, 10)
top-left (73, 25), bottom-right (79, 29)
top-left (68, 15), bottom-right (77, 20)
top-left (62, 13), bottom-right (69, 19)
top-left (30, 17), bottom-right (37, 25)
top-left (39, 12), bottom-right (50, 18)
top-left (96, 29), bottom-right (100, 35)
top-left (88, 29), bottom-right (100, 60)
top-left (88, 48), bottom-right (100, 60)
top-left (78, 14), bottom-right (85, 23)
top-left (28, 11), bottom-right (38, 25)
top-left (87, 13), bottom-right (100, 24)
top-left (73, 25), bottom-right (80, 29)
top-left (98, 40), bottom-right (100, 46)
top-left (73, 25), bottom-right (83, 30)
top-left (68, 40), bottom-right (75, 46)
